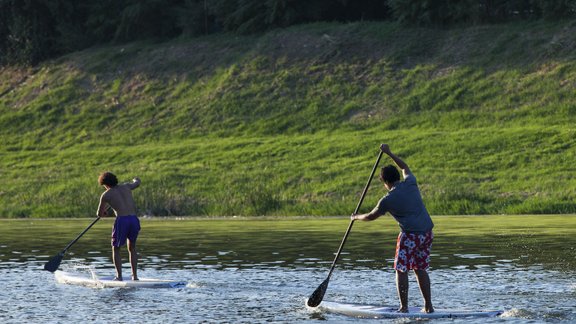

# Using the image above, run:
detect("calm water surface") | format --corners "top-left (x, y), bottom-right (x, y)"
top-left (0, 216), bottom-right (575, 323)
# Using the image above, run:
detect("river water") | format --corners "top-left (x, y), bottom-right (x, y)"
top-left (0, 216), bottom-right (574, 323)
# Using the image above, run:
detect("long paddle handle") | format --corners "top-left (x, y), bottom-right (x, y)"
top-left (61, 217), bottom-right (101, 254)
top-left (325, 150), bottom-right (384, 279)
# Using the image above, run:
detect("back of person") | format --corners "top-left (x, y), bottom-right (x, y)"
top-left (97, 173), bottom-right (141, 281)
top-left (105, 184), bottom-right (138, 217)
top-left (351, 144), bottom-right (435, 313)
top-left (378, 173), bottom-right (434, 233)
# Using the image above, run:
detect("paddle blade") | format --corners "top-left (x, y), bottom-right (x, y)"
top-left (43, 252), bottom-right (64, 273)
top-left (307, 278), bottom-right (330, 307)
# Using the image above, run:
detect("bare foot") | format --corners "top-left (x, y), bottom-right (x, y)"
top-left (113, 277), bottom-right (123, 281)
top-left (422, 307), bottom-right (434, 313)
top-left (132, 276), bottom-right (139, 281)
top-left (397, 307), bottom-right (408, 313)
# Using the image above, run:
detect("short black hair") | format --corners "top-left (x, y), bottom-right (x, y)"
top-left (380, 165), bottom-right (400, 184)
top-left (98, 172), bottom-right (118, 187)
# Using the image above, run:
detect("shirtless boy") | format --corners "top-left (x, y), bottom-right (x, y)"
top-left (96, 172), bottom-right (141, 281)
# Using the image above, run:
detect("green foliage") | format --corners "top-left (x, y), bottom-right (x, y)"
top-left (3, 1), bottom-right (575, 67)
top-left (176, 0), bottom-right (209, 36)
top-left (114, 0), bottom-right (182, 42)
top-left (1, 21), bottom-right (576, 217)
top-left (540, 0), bottom-right (576, 19)
top-left (389, 0), bottom-right (576, 26)
top-left (0, 0), bottom-right (57, 65)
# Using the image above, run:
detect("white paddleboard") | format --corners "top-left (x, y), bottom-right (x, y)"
top-left (315, 301), bottom-right (503, 319)
top-left (54, 270), bottom-right (186, 288)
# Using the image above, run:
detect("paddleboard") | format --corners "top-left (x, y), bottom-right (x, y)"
top-left (54, 270), bottom-right (186, 288)
top-left (314, 301), bottom-right (503, 319)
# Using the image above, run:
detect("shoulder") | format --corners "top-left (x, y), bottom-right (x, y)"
top-left (377, 193), bottom-right (392, 208)
top-left (404, 173), bottom-right (417, 184)
top-left (100, 190), bottom-right (111, 201)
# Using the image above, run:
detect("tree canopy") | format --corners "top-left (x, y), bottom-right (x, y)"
top-left (1, 0), bottom-right (575, 66)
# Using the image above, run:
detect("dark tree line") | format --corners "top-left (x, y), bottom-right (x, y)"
top-left (1, 0), bottom-right (574, 66)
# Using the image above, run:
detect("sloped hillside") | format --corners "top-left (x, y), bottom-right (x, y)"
top-left (1, 21), bottom-right (575, 217)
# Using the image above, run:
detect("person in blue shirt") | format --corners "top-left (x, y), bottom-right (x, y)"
top-left (352, 144), bottom-right (434, 313)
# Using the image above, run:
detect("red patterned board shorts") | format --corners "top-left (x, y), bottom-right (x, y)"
top-left (394, 231), bottom-right (433, 272)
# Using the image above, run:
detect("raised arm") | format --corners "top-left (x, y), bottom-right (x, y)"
top-left (127, 177), bottom-right (141, 190)
top-left (380, 144), bottom-right (411, 177)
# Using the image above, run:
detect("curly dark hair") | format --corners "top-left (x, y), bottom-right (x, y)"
top-left (98, 172), bottom-right (118, 187)
top-left (380, 165), bottom-right (400, 184)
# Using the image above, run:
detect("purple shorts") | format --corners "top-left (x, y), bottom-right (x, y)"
top-left (394, 231), bottom-right (433, 272)
top-left (111, 215), bottom-right (140, 247)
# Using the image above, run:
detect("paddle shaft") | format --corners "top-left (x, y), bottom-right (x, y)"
top-left (61, 217), bottom-right (101, 254)
top-left (44, 216), bottom-right (107, 272)
top-left (325, 150), bottom-right (383, 279)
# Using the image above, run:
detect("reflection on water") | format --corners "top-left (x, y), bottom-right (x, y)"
top-left (0, 216), bottom-right (575, 323)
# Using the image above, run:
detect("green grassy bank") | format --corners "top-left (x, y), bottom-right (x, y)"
top-left (1, 21), bottom-right (575, 217)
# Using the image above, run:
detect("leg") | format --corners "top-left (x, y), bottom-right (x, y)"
top-left (396, 270), bottom-right (409, 312)
top-left (414, 269), bottom-right (433, 313)
top-left (112, 246), bottom-right (122, 281)
top-left (127, 239), bottom-right (138, 280)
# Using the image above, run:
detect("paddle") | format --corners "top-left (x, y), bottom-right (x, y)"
top-left (43, 217), bottom-right (101, 272)
top-left (307, 150), bottom-right (384, 307)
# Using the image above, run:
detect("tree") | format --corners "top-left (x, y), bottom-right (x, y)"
top-left (0, 0), bottom-right (57, 65)
top-left (114, 0), bottom-right (183, 42)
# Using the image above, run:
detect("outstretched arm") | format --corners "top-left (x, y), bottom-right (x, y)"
top-left (127, 177), bottom-right (141, 190)
top-left (380, 144), bottom-right (411, 177)
top-left (351, 206), bottom-right (384, 222)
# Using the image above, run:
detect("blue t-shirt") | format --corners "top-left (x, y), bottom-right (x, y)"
top-left (376, 173), bottom-right (434, 233)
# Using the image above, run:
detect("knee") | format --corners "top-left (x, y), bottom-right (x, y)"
top-left (396, 270), bottom-right (408, 278)
top-left (127, 243), bottom-right (137, 253)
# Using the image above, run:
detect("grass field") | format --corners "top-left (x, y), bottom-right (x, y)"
top-left (1, 21), bottom-right (575, 217)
